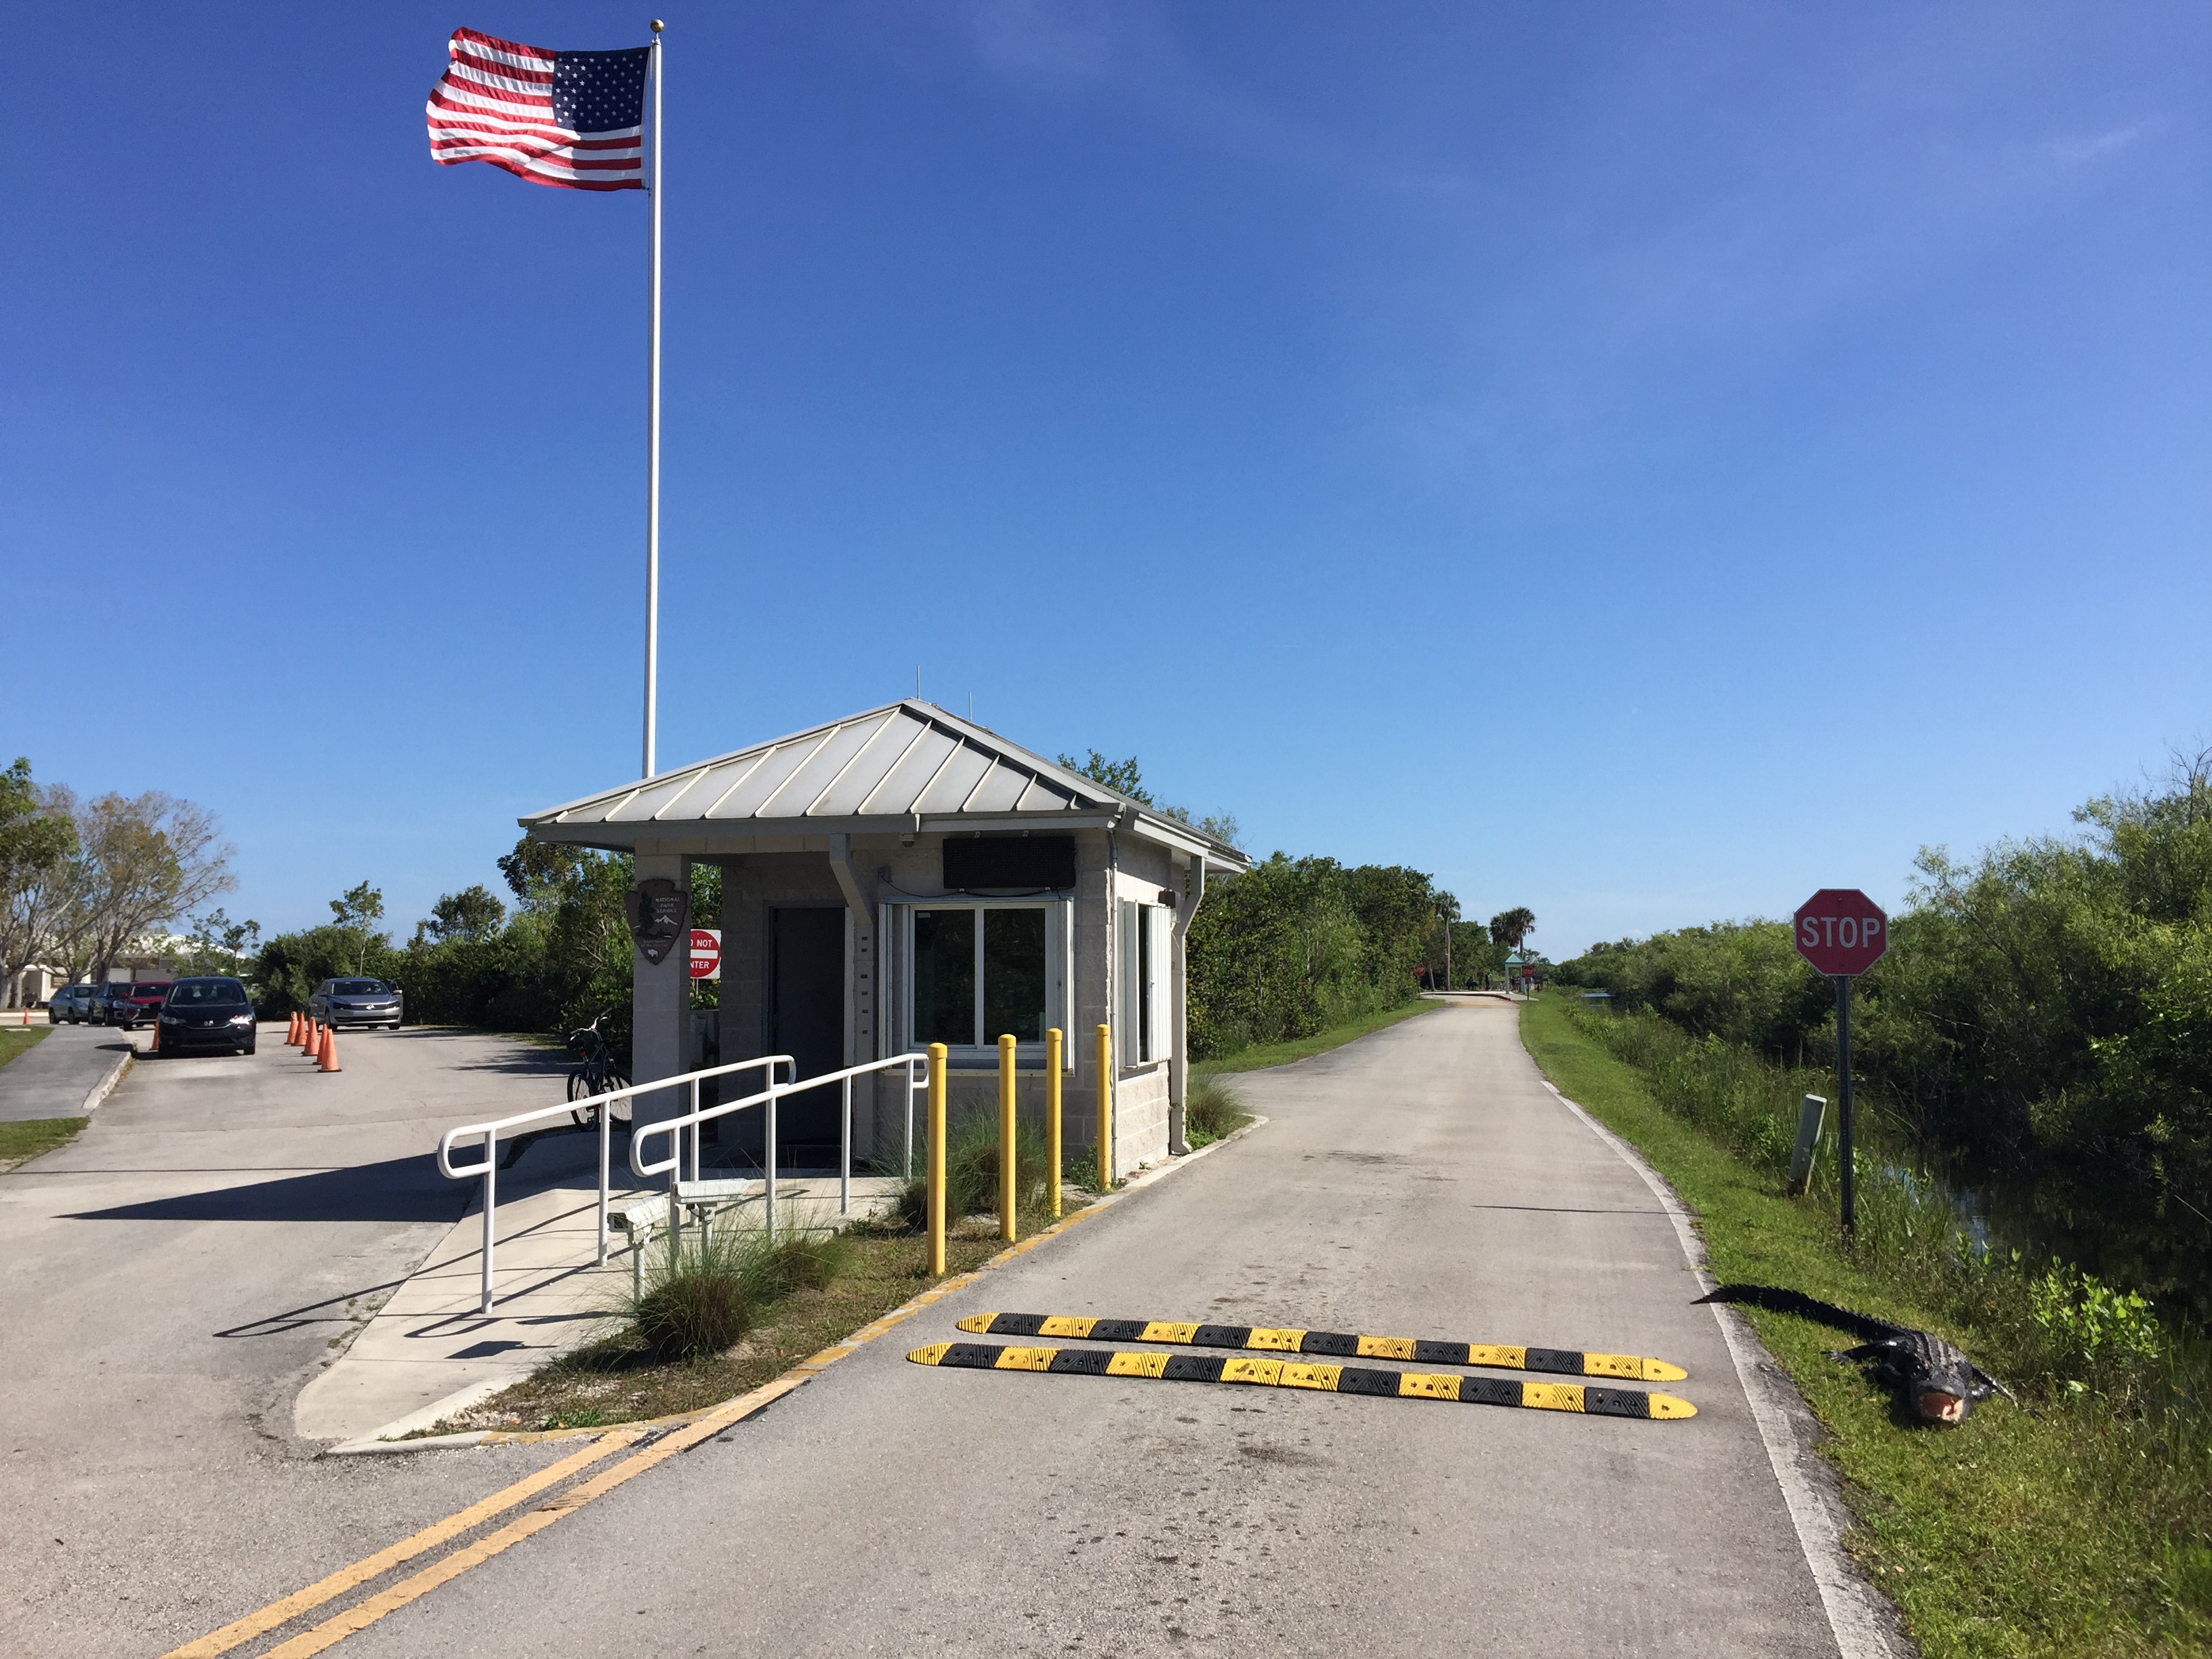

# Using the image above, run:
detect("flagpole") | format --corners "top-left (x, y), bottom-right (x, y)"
top-left (642, 19), bottom-right (664, 780)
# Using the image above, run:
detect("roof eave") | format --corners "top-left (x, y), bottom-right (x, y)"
top-left (523, 809), bottom-right (1128, 851)
top-left (1124, 811), bottom-right (1251, 871)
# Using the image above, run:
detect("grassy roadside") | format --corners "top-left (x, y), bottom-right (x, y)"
top-left (1519, 994), bottom-right (2211, 1658)
top-left (425, 1203), bottom-right (1094, 1435)
top-left (1192, 998), bottom-right (1439, 1077)
top-left (0, 1025), bottom-right (52, 1072)
top-left (0, 1115), bottom-right (87, 1173)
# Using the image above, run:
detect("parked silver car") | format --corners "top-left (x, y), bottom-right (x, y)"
top-left (307, 978), bottom-right (404, 1029)
top-left (45, 983), bottom-right (97, 1023)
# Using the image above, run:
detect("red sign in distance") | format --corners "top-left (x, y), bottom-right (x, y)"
top-left (687, 928), bottom-right (722, 981)
top-left (1793, 890), bottom-right (1889, 977)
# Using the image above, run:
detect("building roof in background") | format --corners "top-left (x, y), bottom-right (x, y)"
top-left (521, 700), bottom-right (1250, 867)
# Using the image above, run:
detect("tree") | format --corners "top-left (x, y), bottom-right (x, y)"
top-left (1057, 750), bottom-right (1152, 805)
top-left (328, 881), bottom-right (386, 975)
top-left (330, 882), bottom-right (384, 930)
top-left (173, 909), bottom-right (262, 979)
top-left (68, 792), bottom-right (236, 985)
top-left (498, 840), bottom-right (590, 915)
top-left (415, 885), bottom-right (506, 944)
top-left (1059, 748), bottom-right (1243, 848)
top-left (1490, 907), bottom-right (1536, 954)
top-left (0, 759), bottom-right (79, 1003)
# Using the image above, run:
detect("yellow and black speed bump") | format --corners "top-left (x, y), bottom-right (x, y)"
top-left (908, 1341), bottom-right (1694, 1418)
top-left (955, 1313), bottom-right (1687, 1383)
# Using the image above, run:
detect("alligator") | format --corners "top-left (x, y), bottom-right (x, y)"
top-left (1695, 1284), bottom-right (2014, 1425)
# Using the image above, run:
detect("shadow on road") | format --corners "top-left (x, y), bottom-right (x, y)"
top-left (64, 1156), bottom-right (470, 1225)
top-left (373, 1027), bottom-right (571, 1078)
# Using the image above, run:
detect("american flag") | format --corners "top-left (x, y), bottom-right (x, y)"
top-left (426, 28), bottom-right (650, 191)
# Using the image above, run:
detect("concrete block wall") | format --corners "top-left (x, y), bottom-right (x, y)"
top-left (625, 822), bottom-right (1192, 1181)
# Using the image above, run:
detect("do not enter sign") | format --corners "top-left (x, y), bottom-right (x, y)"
top-left (689, 928), bottom-right (722, 981)
top-left (1793, 889), bottom-right (1888, 977)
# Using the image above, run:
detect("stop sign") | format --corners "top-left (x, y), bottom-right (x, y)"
top-left (688, 927), bottom-right (722, 981)
top-left (1793, 890), bottom-right (1889, 977)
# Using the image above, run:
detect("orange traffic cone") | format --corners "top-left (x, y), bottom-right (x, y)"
top-left (317, 1025), bottom-right (340, 1073)
top-left (149, 1021), bottom-right (159, 1053)
top-left (288, 1011), bottom-right (302, 1046)
top-left (304, 1018), bottom-right (319, 1057)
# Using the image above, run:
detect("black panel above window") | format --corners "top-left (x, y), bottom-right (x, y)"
top-left (943, 835), bottom-right (1077, 893)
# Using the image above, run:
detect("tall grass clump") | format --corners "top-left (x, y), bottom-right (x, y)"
top-left (888, 1110), bottom-right (1066, 1232)
top-left (1184, 1073), bottom-right (1249, 1146)
top-left (628, 1218), bottom-right (850, 1363)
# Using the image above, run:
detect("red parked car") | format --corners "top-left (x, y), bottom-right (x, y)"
top-left (94, 981), bottom-right (172, 1029)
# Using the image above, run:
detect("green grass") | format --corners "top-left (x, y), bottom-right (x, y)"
top-left (1192, 999), bottom-right (1439, 1076)
top-left (1519, 994), bottom-right (2212, 1657)
top-left (0, 1025), bottom-right (52, 1073)
top-left (0, 1115), bottom-right (86, 1172)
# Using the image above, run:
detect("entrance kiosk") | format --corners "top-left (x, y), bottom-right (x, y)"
top-left (519, 701), bottom-right (1250, 1176)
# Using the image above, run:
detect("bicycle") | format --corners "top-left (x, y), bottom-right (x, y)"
top-left (567, 1012), bottom-right (633, 1129)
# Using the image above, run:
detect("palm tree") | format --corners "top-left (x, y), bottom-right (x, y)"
top-left (1489, 907), bottom-right (1536, 991)
top-left (1488, 907), bottom-right (1534, 953)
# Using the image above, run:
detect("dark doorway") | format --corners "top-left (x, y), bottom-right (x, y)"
top-left (772, 907), bottom-right (846, 1167)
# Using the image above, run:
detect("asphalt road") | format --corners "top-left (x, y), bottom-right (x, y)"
top-left (0, 1023), bottom-right (583, 1657)
top-left (303, 1000), bottom-right (1868, 1658)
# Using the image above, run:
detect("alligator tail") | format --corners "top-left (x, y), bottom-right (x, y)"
top-left (1694, 1284), bottom-right (1898, 1343)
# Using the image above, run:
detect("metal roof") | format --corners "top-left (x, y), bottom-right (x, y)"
top-left (520, 700), bottom-right (1250, 868)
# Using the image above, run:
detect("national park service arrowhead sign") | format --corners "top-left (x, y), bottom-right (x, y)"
top-left (624, 878), bottom-right (690, 966)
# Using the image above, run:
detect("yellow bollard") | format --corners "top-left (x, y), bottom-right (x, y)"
top-left (928, 1043), bottom-right (947, 1277)
top-left (1095, 1022), bottom-right (1112, 1191)
top-left (1045, 1027), bottom-right (1063, 1219)
top-left (998, 1033), bottom-right (1018, 1242)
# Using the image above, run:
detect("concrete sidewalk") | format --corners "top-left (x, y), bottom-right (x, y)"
top-left (301, 1128), bottom-right (909, 1446)
top-left (0, 1021), bottom-right (134, 1122)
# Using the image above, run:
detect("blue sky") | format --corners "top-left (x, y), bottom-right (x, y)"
top-left (3, 2), bottom-right (2206, 956)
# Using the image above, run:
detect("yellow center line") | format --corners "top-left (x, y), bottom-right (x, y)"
top-left (258, 1368), bottom-right (830, 1658)
top-left (159, 1431), bottom-right (636, 1659)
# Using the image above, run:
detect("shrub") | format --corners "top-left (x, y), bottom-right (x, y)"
top-left (2030, 1261), bottom-right (2163, 1390)
top-left (888, 1109), bottom-right (1065, 1230)
top-left (627, 1218), bottom-right (848, 1363)
top-left (1184, 1073), bottom-right (1248, 1145)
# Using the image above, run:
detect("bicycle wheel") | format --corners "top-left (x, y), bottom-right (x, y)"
top-left (568, 1069), bottom-right (597, 1128)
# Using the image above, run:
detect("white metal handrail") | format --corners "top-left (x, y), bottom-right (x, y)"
top-left (631, 1050), bottom-right (929, 1242)
top-left (436, 1052), bottom-right (792, 1315)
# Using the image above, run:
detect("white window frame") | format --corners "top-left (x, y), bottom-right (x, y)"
top-left (886, 899), bottom-right (1073, 1067)
top-left (1119, 899), bottom-right (1172, 1066)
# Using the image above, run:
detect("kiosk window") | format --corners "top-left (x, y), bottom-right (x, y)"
top-left (901, 902), bottom-right (1068, 1054)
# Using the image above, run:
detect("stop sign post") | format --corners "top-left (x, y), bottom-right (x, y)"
top-left (1793, 889), bottom-right (1888, 1234)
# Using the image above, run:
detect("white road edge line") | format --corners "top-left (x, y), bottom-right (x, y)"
top-left (1540, 1078), bottom-right (1905, 1659)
